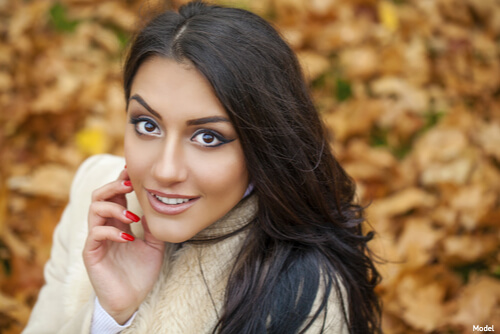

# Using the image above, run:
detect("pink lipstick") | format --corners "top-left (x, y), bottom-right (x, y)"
top-left (146, 189), bottom-right (199, 215)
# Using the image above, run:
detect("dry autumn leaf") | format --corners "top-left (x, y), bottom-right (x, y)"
top-left (1, 0), bottom-right (499, 333)
top-left (7, 164), bottom-right (74, 201)
top-left (448, 275), bottom-right (500, 333)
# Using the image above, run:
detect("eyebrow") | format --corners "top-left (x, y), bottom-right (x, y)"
top-left (187, 116), bottom-right (231, 126)
top-left (129, 95), bottom-right (162, 120)
top-left (129, 94), bottom-right (231, 126)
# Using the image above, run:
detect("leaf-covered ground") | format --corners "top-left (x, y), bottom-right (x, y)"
top-left (1, 0), bottom-right (499, 333)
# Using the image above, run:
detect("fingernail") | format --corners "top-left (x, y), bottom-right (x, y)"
top-left (124, 164), bottom-right (127, 169)
top-left (121, 232), bottom-right (135, 241)
top-left (124, 210), bottom-right (140, 222)
top-left (123, 180), bottom-right (132, 187)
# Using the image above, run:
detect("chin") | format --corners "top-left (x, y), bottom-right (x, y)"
top-left (145, 217), bottom-right (197, 244)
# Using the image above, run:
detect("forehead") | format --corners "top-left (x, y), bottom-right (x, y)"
top-left (129, 57), bottom-right (227, 118)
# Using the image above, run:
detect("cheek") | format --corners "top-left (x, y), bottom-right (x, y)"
top-left (124, 133), bottom-right (155, 182)
top-left (190, 149), bottom-right (248, 195)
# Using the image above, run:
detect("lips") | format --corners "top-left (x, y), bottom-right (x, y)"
top-left (146, 189), bottom-right (199, 215)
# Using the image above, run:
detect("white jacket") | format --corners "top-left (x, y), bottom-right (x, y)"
top-left (24, 154), bottom-right (348, 334)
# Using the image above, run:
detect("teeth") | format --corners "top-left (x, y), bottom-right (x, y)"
top-left (154, 194), bottom-right (190, 205)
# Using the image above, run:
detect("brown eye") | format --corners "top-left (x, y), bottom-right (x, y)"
top-left (191, 130), bottom-right (228, 147)
top-left (132, 118), bottom-right (162, 136)
top-left (145, 122), bottom-right (156, 132)
top-left (202, 133), bottom-right (215, 144)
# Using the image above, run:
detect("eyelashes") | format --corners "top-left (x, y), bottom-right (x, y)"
top-left (130, 117), bottom-right (162, 136)
top-left (129, 116), bottom-right (235, 148)
top-left (191, 129), bottom-right (235, 147)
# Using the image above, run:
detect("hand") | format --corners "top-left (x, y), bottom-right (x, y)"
top-left (83, 168), bottom-right (164, 325)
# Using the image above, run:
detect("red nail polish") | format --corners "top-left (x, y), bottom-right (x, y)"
top-left (121, 232), bottom-right (135, 241)
top-left (124, 164), bottom-right (127, 169)
top-left (123, 180), bottom-right (132, 187)
top-left (124, 210), bottom-right (140, 222)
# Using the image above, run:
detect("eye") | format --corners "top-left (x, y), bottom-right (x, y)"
top-left (130, 117), bottom-right (162, 137)
top-left (191, 130), bottom-right (229, 147)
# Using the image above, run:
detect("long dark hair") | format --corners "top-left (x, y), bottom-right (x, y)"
top-left (124, 1), bottom-right (381, 333)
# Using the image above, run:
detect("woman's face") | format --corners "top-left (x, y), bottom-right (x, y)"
top-left (124, 57), bottom-right (249, 243)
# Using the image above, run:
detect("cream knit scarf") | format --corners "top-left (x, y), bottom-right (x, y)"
top-left (121, 195), bottom-right (258, 334)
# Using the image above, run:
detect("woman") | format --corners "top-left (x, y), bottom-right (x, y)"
top-left (24, 1), bottom-right (381, 333)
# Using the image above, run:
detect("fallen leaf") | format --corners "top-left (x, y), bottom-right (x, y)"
top-left (439, 235), bottom-right (499, 265)
top-left (397, 217), bottom-right (445, 268)
top-left (323, 99), bottom-right (383, 141)
top-left (296, 51), bottom-right (330, 82)
top-left (474, 122), bottom-right (500, 161)
top-left (0, 291), bottom-right (31, 333)
top-left (391, 266), bottom-right (460, 332)
top-left (371, 76), bottom-right (429, 120)
top-left (75, 127), bottom-right (111, 156)
top-left (420, 157), bottom-right (474, 186)
top-left (450, 185), bottom-right (497, 230)
top-left (377, 0), bottom-right (399, 32)
top-left (367, 187), bottom-right (437, 220)
top-left (339, 46), bottom-right (379, 80)
top-left (448, 275), bottom-right (500, 332)
top-left (7, 164), bottom-right (74, 201)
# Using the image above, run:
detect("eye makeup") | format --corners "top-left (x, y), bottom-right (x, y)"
top-left (129, 114), bottom-right (235, 148)
top-left (129, 116), bottom-right (161, 136)
top-left (190, 129), bottom-right (235, 148)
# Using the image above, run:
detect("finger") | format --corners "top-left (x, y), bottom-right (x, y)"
top-left (118, 167), bottom-right (130, 183)
top-left (88, 201), bottom-right (141, 229)
top-left (85, 225), bottom-right (135, 252)
top-left (91, 169), bottom-right (133, 203)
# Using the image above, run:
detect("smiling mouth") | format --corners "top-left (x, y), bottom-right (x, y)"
top-left (146, 190), bottom-right (199, 215)
top-left (152, 194), bottom-right (192, 205)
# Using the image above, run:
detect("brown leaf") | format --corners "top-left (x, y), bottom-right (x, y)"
top-left (431, 205), bottom-right (457, 228)
top-left (397, 217), bottom-right (445, 268)
top-left (273, 0), bottom-right (308, 26)
top-left (0, 71), bottom-right (12, 92)
top-left (420, 157), bottom-right (474, 186)
top-left (2, 227), bottom-right (31, 260)
top-left (323, 99), bottom-right (384, 141)
top-left (448, 275), bottom-right (500, 332)
top-left (307, 0), bottom-right (338, 16)
top-left (450, 185), bottom-right (497, 230)
top-left (7, 164), bottom-right (74, 201)
top-left (77, 22), bottom-right (121, 55)
top-left (296, 51), bottom-right (330, 82)
top-left (413, 127), bottom-right (477, 186)
top-left (0, 291), bottom-right (31, 334)
top-left (439, 234), bottom-right (499, 265)
top-left (94, 2), bottom-right (137, 31)
top-left (367, 187), bottom-right (437, 220)
top-left (390, 266), bottom-right (460, 332)
top-left (371, 77), bottom-right (429, 117)
top-left (403, 37), bottom-right (430, 85)
top-left (474, 122), bottom-right (500, 161)
top-left (310, 19), bottom-right (370, 52)
top-left (339, 46), bottom-right (379, 80)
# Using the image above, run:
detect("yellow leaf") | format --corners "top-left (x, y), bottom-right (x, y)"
top-left (378, 1), bottom-right (399, 32)
top-left (75, 127), bottom-right (109, 155)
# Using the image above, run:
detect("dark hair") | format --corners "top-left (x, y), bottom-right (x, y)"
top-left (124, 1), bottom-right (381, 333)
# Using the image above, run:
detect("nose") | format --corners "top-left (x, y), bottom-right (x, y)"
top-left (151, 137), bottom-right (188, 185)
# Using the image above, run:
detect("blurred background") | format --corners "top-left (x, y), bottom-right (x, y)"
top-left (0, 0), bottom-right (499, 333)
